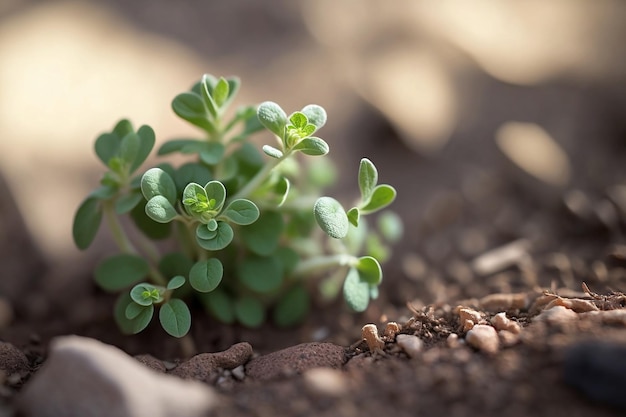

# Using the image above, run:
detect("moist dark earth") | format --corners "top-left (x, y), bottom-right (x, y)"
top-left (2, 2), bottom-right (626, 416)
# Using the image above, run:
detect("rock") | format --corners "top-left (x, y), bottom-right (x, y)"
top-left (533, 305), bottom-right (578, 324)
top-left (490, 312), bottom-right (521, 334)
top-left (16, 336), bottom-right (215, 417)
top-left (564, 340), bottom-right (626, 410)
top-left (479, 292), bottom-right (528, 312)
top-left (134, 354), bottom-right (166, 373)
top-left (471, 239), bottom-right (532, 277)
top-left (246, 342), bottom-right (346, 381)
top-left (0, 341), bottom-right (29, 374)
top-left (396, 334), bottom-right (423, 358)
top-left (465, 324), bottom-right (499, 354)
top-left (170, 342), bottom-right (253, 382)
top-left (303, 367), bottom-right (348, 397)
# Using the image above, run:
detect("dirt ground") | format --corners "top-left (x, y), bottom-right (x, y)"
top-left (2, 1), bottom-right (626, 416)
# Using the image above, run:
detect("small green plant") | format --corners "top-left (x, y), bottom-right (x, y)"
top-left (73, 74), bottom-right (400, 337)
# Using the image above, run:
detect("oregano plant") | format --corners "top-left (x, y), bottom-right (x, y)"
top-left (73, 74), bottom-right (401, 337)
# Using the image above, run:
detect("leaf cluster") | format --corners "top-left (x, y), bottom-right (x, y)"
top-left (73, 74), bottom-right (402, 338)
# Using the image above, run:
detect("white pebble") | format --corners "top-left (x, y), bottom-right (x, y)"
top-left (396, 334), bottom-right (423, 358)
top-left (466, 324), bottom-right (499, 354)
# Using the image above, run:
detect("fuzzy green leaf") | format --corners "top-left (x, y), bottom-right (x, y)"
top-left (240, 211), bottom-right (284, 256)
top-left (119, 132), bottom-right (140, 169)
top-left (130, 201), bottom-right (172, 240)
top-left (343, 267), bottom-right (370, 312)
top-left (94, 132), bottom-right (121, 167)
top-left (182, 183), bottom-right (208, 215)
top-left (115, 192), bottom-right (144, 214)
top-left (221, 199), bottom-right (259, 225)
top-left (124, 301), bottom-right (145, 319)
top-left (130, 283), bottom-right (163, 306)
top-left (356, 256), bottom-right (382, 285)
top-left (301, 104), bottom-right (327, 130)
top-left (257, 101), bottom-right (287, 137)
top-left (275, 177), bottom-right (290, 207)
top-left (145, 195), bottom-right (178, 223)
top-left (131, 125), bottom-right (156, 172)
top-left (122, 303), bottom-right (153, 334)
top-left (360, 184), bottom-right (397, 214)
top-left (204, 181), bottom-right (226, 212)
top-left (199, 142), bottom-right (226, 165)
top-left (358, 158), bottom-right (378, 201)
top-left (262, 145), bottom-right (284, 159)
top-left (347, 207), bottom-right (360, 227)
top-left (212, 77), bottom-right (230, 107)
top-left (289, 112), bottom-right (307, 129)
top-left (314, 197), bottom-right (349, 239)
top-left (201, 74), bottom-right (219, 119)
top-left (159, 253), bottom-right (194, 279)
top-left (167, 275), bottom-right (186, 290)
top-left (159, 299), bottom-right (191, 338)
top-left (175, 163), bottom-right (212, 195)
top-left (237, 255), bottom-right (283, 293)
top-left (95, 254), bottom-right (150, 292)
top-left (196, 221), bottom-right (233, 250)
top-left (73, 197), bottom-right (102, 250)
top-left (234, 296), bottom-right (265, 328)
top-left (273, 285), bottom-right (310, 327)
top-left (172, 92), bottom-right (214, 133)
top-left (189, 258), bottom-right (223, 293)
top-left (292, 137), bottom-right (329, 156)
top-left (157, 139), bottom-right (200, 155)
top-left (141, 168), bottom-right (177, 204)
top-left (196, 224), bottom-right (218, 240)
top-left (378, 211), bottom-right (403, 243)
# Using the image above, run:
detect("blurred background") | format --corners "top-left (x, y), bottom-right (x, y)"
top-left (1, 0), bottom-right (626, 313)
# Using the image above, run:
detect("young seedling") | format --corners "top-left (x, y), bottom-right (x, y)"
top-left (73, 74), bottom-right (401, 338)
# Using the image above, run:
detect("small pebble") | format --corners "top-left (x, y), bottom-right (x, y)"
top-left (231, 365), bottom-right (245, 381)
top-left (533, 305), bottom-right (578, 325)
top-left (396, 334), bottom-right (423, 358)
top-left (458, 307), bottom-right (483, 332)
top-left (498, 330), bottom-right (520, 347)
top-left (471, 239), bottom-right (531, 276)
top-left (466, 324), bottom-right (499, 354)
top-left (383, 322), bottom-right (401, 340)
top-left (303, 367), bottom-right (348, 397)
top-left (447, 333), bottom-right (460, 348)
top-left (491, 312), bottom-right (521, 334)
top-left (480, 293), bottom-right (528, 312)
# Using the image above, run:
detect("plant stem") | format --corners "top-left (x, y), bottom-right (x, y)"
top-left (291, 253), bottom-right (356, 278)
top-left (228, 152), bottom-right (289, 202)
top-left (103, 202), bottom-right (138, 255)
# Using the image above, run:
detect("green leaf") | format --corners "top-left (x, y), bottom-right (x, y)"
top-left (343, 267), bottom-right (370, 312)
top-left (199, 142), bottom-right (226, 165)
top-left (145, 195), bottom-right (178, 223)
top-left (124, 303), bottom-right (153, 334)
top-left (275, 177), bottom-right (290, 207)
top-left (130, 283), bottom-right (163, 306)
top-left (204, 181), bottom-right (227, 212)
top-left (114, 293), bottom-right (136, 334)
top-left (207, 218), bottom-right (218, 232)
top-left (113, 119), bottom-right (134, 138)
top-left (240, 211), bottom-right (284, 256)
top-left (273, 285), bottom-right (310, 327)
top-left (196, 221), bottom-right (234, 250)
top-left (358, 158), bottom-right (378, 201)
top-left (221, 199), bottom-right (259, 225)
top-left (182, 183), bottom-right (209, 216)
top-left (94, 132), bottom-right (121, 166)
top-left (157, 139), bottom-right (199, 156)
top-left (172, 92), bottom-right (214, 133)
top-left (378, 211), bottom-right (403, 243)
top-left (212, 77), bottom-right (230, 107)
top-left (189, 258), bottom-right (223, 292)
top-left (301, 104), bottom-right (327, 130)
top-left (124, 301), bottom-right (145, 319)
top-left (356, 256), bottom-right (382, 285)
top-left (175, 163), bottom-right (212, 194)
top-left (237, 255), bottom-right (283, 293)
top-left (73, 197), bottom-right (102, 250)
top-left (130, 201), bottom-right (172, 240)
top-left (292, 137), bottom-right (329, 156)
top-left (347, 207), bottom-right (360, 227)
top-left (201, 74), bottom-right (219, 119)
top-left (262, 145), bottom-right (284, 159)
top-left (196, 224), bottom-right (217, 240)
top-left (314, 197), bottom-right (349, 239)
top-left (234, 296), bottom-right (265, 328)
top-left (115, 192), bottom-right (144, 214)
top-left (307, 157), bottom-right (337, 188)
top-left (159, 299), bottom-right (191, 338)
top-left (360, 184), bottom-right (397, 214)
top-left (141, 168), bottom-right (177, 204)
top-left (289, 112), bottom-right (307, 128)
top-left (257, 101), bottom-right (287, 137)
top-left (119, 132), bottom-right (140, 169)
top-left (167, 275), bottom-right (186, 290)
top-left (95, 254), bottom-right (150, 292)
top-left (89, 184), bottom-right (118, 200)
top-left (199, 290), bottom-right (235, 324)
top-left (131, 125), bottom-right (156, 172)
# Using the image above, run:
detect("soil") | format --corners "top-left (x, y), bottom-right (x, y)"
top-left (2, 1), bottom-right (626, 416)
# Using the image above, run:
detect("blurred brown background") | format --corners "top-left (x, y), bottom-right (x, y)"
top-left (1, 0), bottom-right (625, 279)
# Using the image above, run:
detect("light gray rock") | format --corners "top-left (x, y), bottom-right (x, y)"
top-left (16, 336), bottom-right (216, 417)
